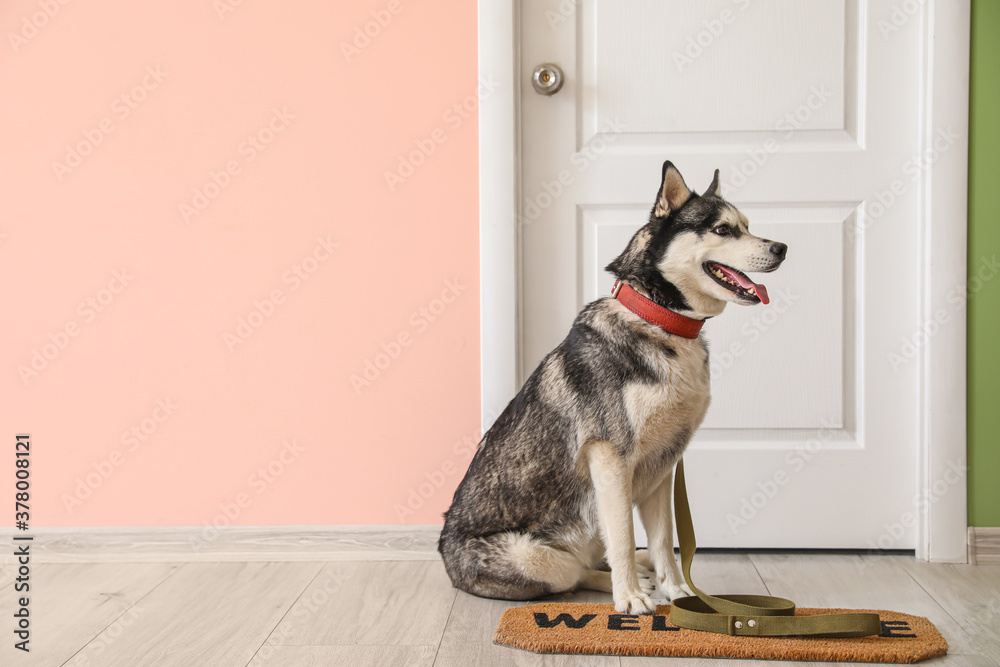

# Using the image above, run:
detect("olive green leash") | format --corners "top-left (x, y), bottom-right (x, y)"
top-left (669, 459), bottom-right (882, 638)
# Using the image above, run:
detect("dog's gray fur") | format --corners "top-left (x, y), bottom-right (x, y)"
top-left (439, 161), bottom-right (787, 614)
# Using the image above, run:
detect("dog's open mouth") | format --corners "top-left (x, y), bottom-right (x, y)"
top-left (703, 262), bottom-right (770, 304)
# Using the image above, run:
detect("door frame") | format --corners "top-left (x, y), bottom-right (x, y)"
top-left (477, 0), bottom-right (970, 562)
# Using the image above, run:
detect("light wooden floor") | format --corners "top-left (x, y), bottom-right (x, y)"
top-left (3, 553), bottom-right (999, 666)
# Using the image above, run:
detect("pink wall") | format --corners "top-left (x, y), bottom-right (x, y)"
top-left (1, 0), bottom-right (481, 527)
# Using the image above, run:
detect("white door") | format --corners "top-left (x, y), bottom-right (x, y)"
top-left (518, 0), bottom-right (927, 548)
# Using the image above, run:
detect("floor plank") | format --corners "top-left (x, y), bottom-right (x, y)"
top-left (0, 552), bottom-right (992, 666)
top-left (435, 588), bottom-right (620, 666)
top-left (750, 553), bottom-right (989, 658)
top-left (440, 588), bottom-right (523, 647)
top-left (265, 560), bottom-right (456, 647)
top-left (0, 563), bottom-right (18, 590)
top-left (672, 552), bottom-right (771, 597)
top-left (62, 561), bottom-right (322, 667)
top-left (896, 557), bottom-right (1000, 664)
top-left (1, 563), bottom-right (176, 667)
top-left (248, 644), bottom-right (438, 666)
top-left (927, 657), bottom-right (1000, 667)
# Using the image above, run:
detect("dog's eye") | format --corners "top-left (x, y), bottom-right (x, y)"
top-left (714, 226), bottom-right (730, 236)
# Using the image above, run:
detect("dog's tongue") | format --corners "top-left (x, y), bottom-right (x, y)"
top-left (753, 283), bottom-right (770, 305)
top-left (721, 266), bottom-right (770, 305)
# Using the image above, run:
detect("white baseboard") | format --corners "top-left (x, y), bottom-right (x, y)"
top-left (0, 525), bottom-right (442, 564)
top-left (968, 527), bottom-right (1000, 565)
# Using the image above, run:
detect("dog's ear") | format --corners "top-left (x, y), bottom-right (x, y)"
top-left (654, 161), bottom-right (692, 218)
top-left (703, 169), bottom-right (721, 198)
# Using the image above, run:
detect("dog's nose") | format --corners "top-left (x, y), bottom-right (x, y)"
top-left (769, 242), bottom-right (787, 259)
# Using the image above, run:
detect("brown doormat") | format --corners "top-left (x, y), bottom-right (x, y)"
top-left (494, 603), bottom-right (948, 663)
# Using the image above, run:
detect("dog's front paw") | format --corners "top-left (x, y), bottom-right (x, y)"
top-left (659, 582), bottom-right (693, 601)
top-left (614, 591), bottom-right (656, 615)
top-left (637, 571), bottom-right (656, 594)
top-left (656, 572), bottom-right (693, 601)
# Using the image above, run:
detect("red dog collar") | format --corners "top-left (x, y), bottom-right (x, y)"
top-left (611, 280), bottom-right (704, 339)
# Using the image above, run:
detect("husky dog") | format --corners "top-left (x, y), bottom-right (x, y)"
top-left (439, 161), bottom-right (787, 614)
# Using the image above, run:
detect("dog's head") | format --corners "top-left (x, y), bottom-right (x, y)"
top-left (607, 161), bottom-right (787, 318)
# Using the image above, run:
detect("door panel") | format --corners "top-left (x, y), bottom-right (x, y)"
top-left (583, 0), bottom-right (846, 136)
top-left (520, 0), bottom-right (920, 547)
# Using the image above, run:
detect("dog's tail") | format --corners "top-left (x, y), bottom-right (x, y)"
top-left (437, 515), bottom-right (479, 591)
top-left (439, 520), bottom-right (573, 600)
